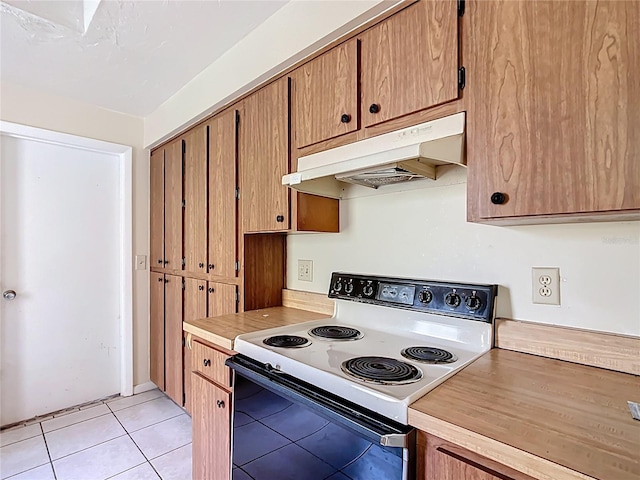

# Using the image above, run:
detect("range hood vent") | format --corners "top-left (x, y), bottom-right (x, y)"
top-left (282, 112), bottom-right (466, 199)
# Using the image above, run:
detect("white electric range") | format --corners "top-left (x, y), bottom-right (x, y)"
top-left (232, 272), bottom-right (497, 425)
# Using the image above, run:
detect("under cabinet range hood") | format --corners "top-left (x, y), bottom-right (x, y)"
top-left (282, 112), bottom-right (466, 198)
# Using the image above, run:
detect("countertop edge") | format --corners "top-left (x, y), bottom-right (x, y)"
top-left (183, 322), bottom-right (234, 350)
top-left (407, 409), bottom-right (595, 480)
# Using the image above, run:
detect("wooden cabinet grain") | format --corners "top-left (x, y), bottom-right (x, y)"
top-left (359, 0), bottom-right (459, 128)
top-left (164, 139), bottom-right (183, 270)
top-left (208, 282), bottom-right (237, 317)
top-left (240, 78), bottom-right (290, 233)
top-left (164, 274), bottom-right (183, 406)
top-left (149, 272), bottom-right (165, 390)
top-left (192, 372), bottom-right (231, 480)
top-left (465, 0), bottom-right (640, 222)
top-left (292, 40), bottom-right (359, 148)
top-left (149, 149), bottom-right (164, 268)
top-left (184, 278), bottom-right (207, 413)
top-left (184, 125), bottom-right (208, 274)
top-left (207, 110), bottom-right (238, 277)
top-left (417, 432), bottom-right (534, 480)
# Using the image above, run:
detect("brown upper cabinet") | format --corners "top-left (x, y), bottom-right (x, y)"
top-left (465, 0), bottom-right (640, 222)
top-left (292, 39), bottom-right (359, 149)
top-left (184, 125), bottom-right (208, 274)
top-left (359, 0), bottom-right (459, 128)
top-left (240, 77), bottom-right (290, 233)
top-left (207, 110), bottom-right (238, 277)
top-left (150, 140), bottom-right (183, 269)
top-left (164, 139), bottom-right (184, 270)
top-left (149, 148), bottom-right (165, 269)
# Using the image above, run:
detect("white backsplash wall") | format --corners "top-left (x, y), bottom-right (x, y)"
top-left (286, 176), bottom-right (640, 336)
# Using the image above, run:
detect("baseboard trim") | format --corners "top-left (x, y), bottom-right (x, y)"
top-left (133, 381), bottom-right (158, 395)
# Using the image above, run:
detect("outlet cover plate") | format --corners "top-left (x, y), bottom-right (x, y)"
top-left (298, 260), bottom-right (313, 282)
top-left (532, 267), bottom-right (560, 305)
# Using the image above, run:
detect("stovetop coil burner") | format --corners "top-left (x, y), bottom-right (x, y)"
top-left (341, 356), bottom-right (422, 385)
top-left (263, 335), bottom-right (310, 348)
top-left (308, 326), bottom-right (363, 341)
top-left (401, 346), bottom-right (457, 364)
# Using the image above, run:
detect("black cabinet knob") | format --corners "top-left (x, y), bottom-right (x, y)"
top-left (490, 192), bottom-right (507, 205)
top-left (276, 215), bottom-right (285, 223)
top-left (208, 264), bottom-right (214, 270)
top-left (340, 114), bottom-right (351, 124)
top-left (157, 277), bottom-right (163, 283)
top-left (157, 259), bottom-right (163, 264)
top-left (216, 400), bottom-right (225, 408)
top-left (198, 262), bottom-right (204, 269)
top-left (208, 287), bottom-right (214, 294)
top-left (164, 279), bottom-right (169, 284)
top-left (163, 260), bottom-right (169, 265)
top-left (369, 103), bottom-right (380, 114)
top-left (198, 285), bottom-right (204, 291)
top-left (203, 359), bottom-right (211, 367)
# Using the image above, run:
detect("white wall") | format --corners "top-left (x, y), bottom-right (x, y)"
top-left (287, 169), bottom-right (640, 336)
top-left (144, 0), bottom-right (402, 147)
top-left (0, 82), bottom-right (150, 386)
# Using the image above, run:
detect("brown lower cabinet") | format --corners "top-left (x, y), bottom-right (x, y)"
top-left (417, 432), bottom-right (534, 480)
top-left (190, 337), bottom-right (234, 480)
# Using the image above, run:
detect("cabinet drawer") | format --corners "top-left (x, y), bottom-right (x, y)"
top-left (192, 340), bottom-right (232, 388)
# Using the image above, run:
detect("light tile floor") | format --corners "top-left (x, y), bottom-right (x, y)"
top-left (0, 390), bottom-right (192, 480)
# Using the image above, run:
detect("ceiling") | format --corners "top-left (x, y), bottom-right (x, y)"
top-left (0, 0), bottom-right (288, 116)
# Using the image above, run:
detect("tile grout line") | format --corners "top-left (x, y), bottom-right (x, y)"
top-left (120, 412), bottom-right (187, 435)
top-left (47, 432), bottom-right (129, 463)
top-left (105, 393), bottom-right (165, 415)
top-left (40, 422), bottom-right (58, 480)
top-left (43, 411), bottom-right (113, 434)
top-left (109, 409), bottom-right (164, 480)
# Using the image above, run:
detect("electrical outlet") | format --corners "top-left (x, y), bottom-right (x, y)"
top-left (298, 260), bottom-right (313, 282)
top-left (532, 267), bottom-right (560, 305)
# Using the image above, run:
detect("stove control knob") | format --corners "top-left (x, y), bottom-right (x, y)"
top-left (362, 283), bottom-right (375, 297)
top-left (333, 280), bottom-right (343, 293)
top-left (418, 290), bottom-right (433, 304)
top-left (465, 294), bottom-right (482, 311)
top-left (445, 291), bottom-right (461, 308)
top-left (344, 282), bottom-right (354, 294)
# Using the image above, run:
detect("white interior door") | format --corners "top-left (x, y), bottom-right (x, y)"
top-left (0, 133), bottom-right (122, 426)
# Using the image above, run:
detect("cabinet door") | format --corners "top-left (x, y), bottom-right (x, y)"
top-left (164, 139), bottom-right (184, 270)
top-left (150, 272), bottom-right (165, 390)
top-left (164, 274), bottom-right (183, 405)
top-left (150, 148), bottom-right (165, 268)
top-left (183, 332), bottom-right (192, 414)
top-left (192, 373), bottom-right (231, 480)
top-left (466, 0), bottom-right (639, 220)
top-left (207, 283), bottom-right (237, 317)
top-left (241, 78), bottom-right (290, 232)
top-left (184, 278), bottom-right (207, 411)
top-left (418, 432), bottom-right (534, 480)
top-left (208, 110), bottom-right (238, 278)
top-left (292, 40), bottom-right (358, 148)
top-left (184, 126), bottom-right (208, 274)
top-left (360, 0), bottom-right (459, 127)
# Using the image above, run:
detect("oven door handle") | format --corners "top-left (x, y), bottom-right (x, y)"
top-left (226, 354), bottom-right (413, 448)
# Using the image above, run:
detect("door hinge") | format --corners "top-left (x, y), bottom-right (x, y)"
top-left (182, 139), bottom-right (186, 155)
top-left (182, 337), bottom-right (186, 347)
top-left (236, 291), bottom-right (240, 303)
top-left (458, 67), bottom-right (466, 90)
top-left (181, 257), bottom-right (186, 267)
top-left (235, 260), bottom-right (240, 272)
top-left (181, 199), bottom-right (186, 209)
top-left (235, 187), bottom-right (240, 200)
top-left (458, 0), bottom-right (465, 17)
top-left (183, 392), bottom-right (186, 405)
top-left (181, 279), bottom-right (185, 290)
top-left (235, 112), bottom-right (240, 126)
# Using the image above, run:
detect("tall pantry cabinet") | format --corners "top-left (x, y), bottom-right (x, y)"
top-left (149, 114), bottom-right (239, 409)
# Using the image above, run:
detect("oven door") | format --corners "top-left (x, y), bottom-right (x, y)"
top-left (226, 354), bottom-right (415, 480)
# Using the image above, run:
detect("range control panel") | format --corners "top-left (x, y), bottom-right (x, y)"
top-left (328, 272), bottom-right (497, 323)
